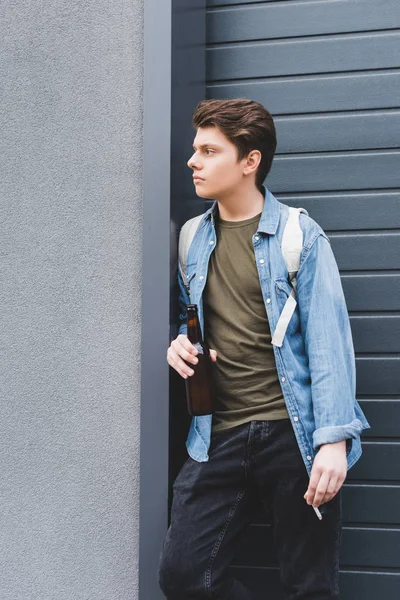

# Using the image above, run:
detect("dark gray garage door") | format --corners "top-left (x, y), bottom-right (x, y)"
top-left (206, 0), bottom-right (400, 597)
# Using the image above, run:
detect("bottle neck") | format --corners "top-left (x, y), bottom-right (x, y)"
top-left (187, 310), bottom-right (202, 344)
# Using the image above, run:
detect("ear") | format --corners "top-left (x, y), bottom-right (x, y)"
top-left (242, 149), bottom-right (262, 176)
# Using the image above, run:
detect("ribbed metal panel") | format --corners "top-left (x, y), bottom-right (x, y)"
top-left (206, 0), bottom-right (400, 595)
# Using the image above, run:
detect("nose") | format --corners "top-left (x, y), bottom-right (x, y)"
top-left (187, 151), bottom-right (200, 170)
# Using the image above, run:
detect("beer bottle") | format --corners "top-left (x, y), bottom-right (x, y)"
top-left (184, 304), bottom-right (214, 416)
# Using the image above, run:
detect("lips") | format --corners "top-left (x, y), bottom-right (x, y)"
top-left (193, 176), bottom-right (204, 181)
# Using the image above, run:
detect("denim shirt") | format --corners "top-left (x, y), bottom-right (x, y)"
top-left (177, 186), bottom-right (371, 476)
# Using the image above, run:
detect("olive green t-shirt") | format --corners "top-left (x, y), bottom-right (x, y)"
top-left (203, 211), bottom-right (289, 432)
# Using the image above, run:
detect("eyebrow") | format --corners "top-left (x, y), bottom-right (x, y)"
top-left (192, 143), bottom-right (222, 150)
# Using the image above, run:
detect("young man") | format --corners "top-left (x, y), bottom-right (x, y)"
top-left (158, 98), bottom-right (371, 599)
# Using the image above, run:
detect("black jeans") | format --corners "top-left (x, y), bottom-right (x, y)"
top-left (158, 418), bottom-right (342, 600)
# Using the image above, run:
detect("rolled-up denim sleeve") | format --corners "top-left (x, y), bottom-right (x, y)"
top-left (177, 267), bottom-right (189, 337)
top-left (296, 232), bottom-right (365, 451)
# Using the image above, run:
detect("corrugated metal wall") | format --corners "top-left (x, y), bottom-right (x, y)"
top-left (205, 0), bottom-right (400, 597)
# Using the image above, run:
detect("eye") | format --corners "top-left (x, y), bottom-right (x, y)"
top-left (205, 149), bottom-right (214, 155)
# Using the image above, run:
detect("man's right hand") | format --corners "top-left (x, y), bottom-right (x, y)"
top-left (166, 334), bottom-right (217, 379)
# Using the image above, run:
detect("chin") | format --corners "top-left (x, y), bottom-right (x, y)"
top-left (198, 184), bottom-right (232, 201)
top-left (194, 185), bottom-right (213, 200)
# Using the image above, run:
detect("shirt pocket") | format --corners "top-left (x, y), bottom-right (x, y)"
top-left (274, 277), bottom-right (301, 337)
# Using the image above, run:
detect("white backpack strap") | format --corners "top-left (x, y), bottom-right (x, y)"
top-left (178, 214), bottom-right (203, 288)
top-left (282, 206), bottom-right (308, 288)
top-left (272, 206), bottom-right (308, 348)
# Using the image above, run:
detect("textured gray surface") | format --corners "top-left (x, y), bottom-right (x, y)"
top-left (0, 1), bottom-right (143, 598)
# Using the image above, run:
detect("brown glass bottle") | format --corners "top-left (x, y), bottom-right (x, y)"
top-left (184, 304), bottom-right (214, 416)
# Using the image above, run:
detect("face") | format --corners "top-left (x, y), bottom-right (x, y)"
top-left (187, 126), bottom-right (260, 199)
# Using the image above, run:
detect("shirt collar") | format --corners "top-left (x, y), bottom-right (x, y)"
top-left (205, 184), bottom-right (280, 235)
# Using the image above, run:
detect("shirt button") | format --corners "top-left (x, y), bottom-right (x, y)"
top-left (255, 235), bottom-right (259, 241)
top-left (307, 456), bottom-right (312, 461)
top-left (281, 377), bottom-right (285, 382)
top-left (259, 259), bottom-right (265, 264)
top-left (266, 298), bottom-right (271, 303)
top-left (293, 416), bottom-right (299, 422)
top-left (199, 276), bottom-right (204, 281)
top-left (210, 240), bottom-right (214, 245)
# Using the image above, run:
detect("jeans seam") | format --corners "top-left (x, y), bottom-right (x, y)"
top-left (204, 488), bottom-right (246, 598)
top-left (243, 421), bottom-right (254, 478)
top-left (332, 494), bottom-right (343, 596)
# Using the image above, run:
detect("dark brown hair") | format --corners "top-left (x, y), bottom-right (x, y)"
top-left (192, 98), bottom-right (277, 190)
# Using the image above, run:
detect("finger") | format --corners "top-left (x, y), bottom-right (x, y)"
top-left (177, 334), bottom-right (198, 355)
top-left (313, 472), bottom-right (331, 507)
top-left (328, 472), bottom-right (347, 503)
top-left (169, 356), bottom-right (191, 379)
top-left (172, 341), bottom-right (199, 365)
top-left (338, 473), bottom-right (347, 491)
top-left (167, 347), bottom-right (195, 378)
top-left (321, 476), bottom-right (339, 504)
top-left (333, 474), bottom-right (346, 500)
top-left (306, 466), bottom-right (322, 505)
top-left (209, 349), bottom-right (218, 361)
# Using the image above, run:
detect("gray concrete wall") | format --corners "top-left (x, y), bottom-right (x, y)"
top-left (0, 2), bottom-right (143, 598)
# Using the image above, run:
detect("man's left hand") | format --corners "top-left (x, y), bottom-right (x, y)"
top-left (304, 440), bottom-right (348, 507)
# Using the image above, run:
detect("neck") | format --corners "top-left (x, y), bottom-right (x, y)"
top-left (215, 183), bottom-right (265, 222)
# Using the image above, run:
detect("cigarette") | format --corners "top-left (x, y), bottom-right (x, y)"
top-left (304, 491), bottom-right (323, 520)
top-left (313, 505), bottom-right (323, 520)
